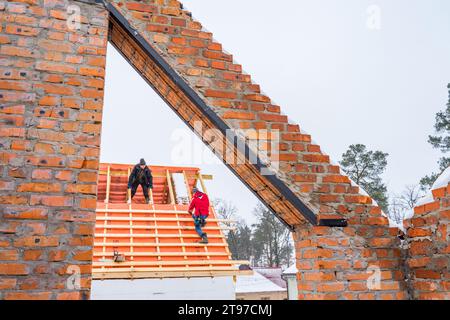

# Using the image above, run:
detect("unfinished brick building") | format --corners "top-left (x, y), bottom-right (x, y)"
top-left (0, 0), bottom-right (448, 300)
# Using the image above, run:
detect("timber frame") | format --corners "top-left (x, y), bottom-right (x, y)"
top-left (93, 164), bottom-right (251, 280)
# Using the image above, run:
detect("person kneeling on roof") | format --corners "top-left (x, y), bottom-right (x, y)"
top-left (127, 158), bottom-right (153, 204)
top-left (188, 187), bottom-right (209, 244)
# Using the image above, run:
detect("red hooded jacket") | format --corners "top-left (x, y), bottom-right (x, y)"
top-left (188, 191), bottom-right (210, 217)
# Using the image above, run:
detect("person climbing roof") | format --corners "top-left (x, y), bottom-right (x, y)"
top-left (127, 158), bottom-right (153, 204)
top-left (188, 187), bottom-right (210, 244)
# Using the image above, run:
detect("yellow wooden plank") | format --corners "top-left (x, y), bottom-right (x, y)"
top-left (92, 270), bottom-right (253, 280)
top-left (183, 170), bottom-right (192, 202)
top-left (93, 252), bottom-right (232, 257)
top-left (93, 266), bottom-right (244, 273)
top-left (95, 224), bottom-right (236, 231)
top-left (94, 233), bottom-right (224, 239)
top-left (95, 242), bottom-right (227, 247)
top-left (166, 170), bottom-right (176, 205)
top-left (97, 171), bottom-right (212, 180)
top-left (95, 216), bottom-right (236, 224)
top-left (104, 165), bottom-right (111, 204)
top-left (93, 260), bottom-right (250, 267)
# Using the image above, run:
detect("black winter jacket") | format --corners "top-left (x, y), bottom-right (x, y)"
top-left (128, 165), bottom-right (153, 188)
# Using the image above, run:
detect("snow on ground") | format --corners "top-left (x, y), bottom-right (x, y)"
top-left (236, 271), bottom-right (286, 294)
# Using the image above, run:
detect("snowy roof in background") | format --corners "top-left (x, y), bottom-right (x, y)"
top-left (282, 265), bottom-right (298, 275)
top-left (253, 268), bottom-right (286, 289)
top-left (404, 167), bottom-right (450, 220)
top-left (431, 166), bottom-right (450, 190)
top-left (236, 271), bottom-right (286, 294)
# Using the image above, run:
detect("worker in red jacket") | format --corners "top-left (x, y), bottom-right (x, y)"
top-left (188, 187), bottom-right (210, 244)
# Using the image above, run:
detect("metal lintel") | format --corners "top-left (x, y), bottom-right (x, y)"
top-left (318, 219), bottom-right (348, 228)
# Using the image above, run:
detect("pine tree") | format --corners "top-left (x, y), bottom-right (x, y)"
top-left (339, 144), bottom-right (389, 212)
top-left (251, 204), bottom-right (293, 268)
top-left (420, 84), bottom-right (450, 190)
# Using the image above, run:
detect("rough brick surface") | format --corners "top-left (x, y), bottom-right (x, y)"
top-left (108, 0), bottom-right (384, 226)
top-left (404, 183), bottom-right (450, 300)
top-left (293, 219), bottom-right (409, 300)
top-left (0, 0), bottom-right (108, 300)
top-left (1, 0), bottom-right (447, 300)
top-left (108, 0), bottom-right (410, 300)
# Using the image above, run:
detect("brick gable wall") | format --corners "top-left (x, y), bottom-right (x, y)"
top-left (107, 0), bottom-right (409, 299)
top-left (0, 0), bottom-right (108, 299)
top-left (0, 0), bottom-right (447, 300)
top-left (404, 182), bottom-right (450, 300)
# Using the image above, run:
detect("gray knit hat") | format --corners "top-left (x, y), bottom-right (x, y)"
top-left (139, 158), bottom-right (146, 166)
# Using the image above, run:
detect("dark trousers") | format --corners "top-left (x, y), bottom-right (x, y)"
top-left (193, 215), bottom-right (207, 238)
top-left (130, 182), bottom-right (150, 202)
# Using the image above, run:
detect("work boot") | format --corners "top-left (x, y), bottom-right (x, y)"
top-left (199, 233), bottom-right (208, 244)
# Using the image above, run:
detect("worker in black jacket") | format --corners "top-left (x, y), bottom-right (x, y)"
top-left (127, 158), bottom-right (153, 204)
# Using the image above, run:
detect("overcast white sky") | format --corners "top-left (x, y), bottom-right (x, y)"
top-left (100, 0), bottom-right (450, 225)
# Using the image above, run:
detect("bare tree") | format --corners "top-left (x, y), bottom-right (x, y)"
top-left (212, 198), bottom-right (238, 234)
top-left (399, 184), bottom-right (423, 210)
top-left (212, 198), bottom-right (253, 261)
top-left (388, 197), bottom-right (408, 225)
top-left (388, 185), bottom-right (424, 224)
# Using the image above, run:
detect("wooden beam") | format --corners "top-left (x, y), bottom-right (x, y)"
top-left (198, 173), bottom-right (208, 195)
top-left (92, 269), bottom-right (253, 280)
top-left (166, 170), bottom-right (175, 205)
top-left (101, 201), bottom-right (109, 270)
top-left (95, 216), bottom-right (236, 224)
top-left (104, 165), bottom-right (111, 204)
top-left (93, 252), bottom-right (232, 257)
top-left (127, 167), bottom-right (131, 203)
top-left (96, 208), bottom-right (201, 214)
top-left (94, 233), bottom-right (225, 239)
top-left (97, 170), bottom-right (213, 181)
top-left (128, 198), bottom-right (134, 265)
top-left (93, 260), bottom-right (250, 267)
top-left (183, 170), bottom-right (192, 202)
top-left (149, 188), bottom-right (154, 204)
top-left (95, 224), bottom-right (236, 231)
top-left (95, 242), bottom-right (227, 247)
top-left (93, 266), bottom-right (244, 273)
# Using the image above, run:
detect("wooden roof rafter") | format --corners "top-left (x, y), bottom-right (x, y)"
top-left (93, 163), bottom-right (251, 280)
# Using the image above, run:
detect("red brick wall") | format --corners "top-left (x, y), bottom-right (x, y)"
top-left (109, 0), bottom-right (384, 225)
top-left (294, 218), bottom-right (408, 300)
top-left (404, 182), bottom-right (450, 300)
top-left (109, 0), bottom-right (410, 300)
top-left (0, 0), bottom-right (108, 299)
top-left (0, 0), bottom-right (447, 300)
